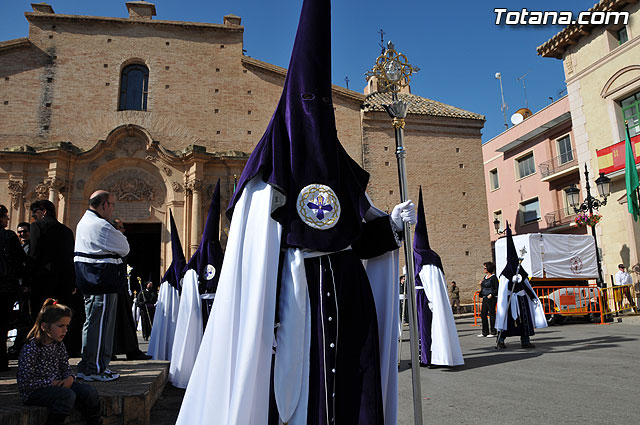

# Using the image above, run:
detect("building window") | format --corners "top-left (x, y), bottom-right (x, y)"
top-left (556, 135), bottom-right (574, 164)
top-left (119, 64), bottom-right (149, 111)
top-left (617, 26), bottom-right (629, 45)
top-left (516, 153), bottom-right (536, 179)
top-left (520, 198), bottom-right (540, 224)
top-left (493, 210), bottom-right (502, 233)
top-left (489, 168), bottom-right (499, 190)
top-left (621, 91), bottom-right (640, 137)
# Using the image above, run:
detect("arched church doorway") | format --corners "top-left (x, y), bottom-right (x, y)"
top-left (124, 222), bottom-right (162, 293)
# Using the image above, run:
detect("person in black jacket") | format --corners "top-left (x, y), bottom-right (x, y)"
top-left (28, 200), bottom-right (82, 357)
top-left (0, 204), bottom-right (28, 371)
top-left (28, 200), bottom-right (76, 316)
top-left (478, 261), bottom-right (499, 338)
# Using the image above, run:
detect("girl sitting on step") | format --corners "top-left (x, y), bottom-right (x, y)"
top-left (17, 298), bottom-right (102, 425)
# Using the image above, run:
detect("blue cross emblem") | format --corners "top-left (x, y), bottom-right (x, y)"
top-left (307, 194), bottom-right (333, 221)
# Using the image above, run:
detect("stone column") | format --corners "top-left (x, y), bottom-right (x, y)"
top-left (7, 179), bottom-right (27, 223)
top-left (186, 179), bottom-right (203, 256)
top-left (45, 177), bottom-right (66, 220)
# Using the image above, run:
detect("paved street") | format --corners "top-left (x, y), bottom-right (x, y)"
top-left (398, 316), bottom-right (640, 425)
top-left (148, 315), bottom-right (640, 424)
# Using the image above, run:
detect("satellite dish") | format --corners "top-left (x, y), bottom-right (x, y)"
top-left (511, 113), bottom-right (524, 125)
top-left (515, 108), bottom-right (533, 119)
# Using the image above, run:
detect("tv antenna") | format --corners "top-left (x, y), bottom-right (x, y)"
top-left (344, 76), bottom-right (350, 89)
top-left (516, 71), bottom-right (530, 109)
top-left (378, 29), bottom-right (386, 54)
top-left (495, 72), bottom-right (508, 129)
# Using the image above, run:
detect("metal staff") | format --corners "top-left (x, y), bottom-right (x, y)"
top-left (370, 41), bottom-right (422, 425)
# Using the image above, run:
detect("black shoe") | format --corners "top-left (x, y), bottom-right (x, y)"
top-left (496, 342), bottom-right (507, 349)
top-left (126, 351), bottom-right (152, 361)
top-left (521, 343), bottom-right (536, 349)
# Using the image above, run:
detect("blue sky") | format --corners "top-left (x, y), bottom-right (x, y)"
top-left (0, 0), bottom-right (597, 141)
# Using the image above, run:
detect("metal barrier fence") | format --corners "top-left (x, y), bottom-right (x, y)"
top-left (599, 284), bottom-right (637, 316)
top-left (472, 291), bottom-right (481, 326)
top-left (472, 284), bottom-right (637, 326)
top-left (535, 285), bottom-right (603, 325)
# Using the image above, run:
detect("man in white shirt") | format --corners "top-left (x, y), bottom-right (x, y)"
top-left (74, 190), bottom-right (130, 382)
top-left (613, 264), bottom-right (637, 313)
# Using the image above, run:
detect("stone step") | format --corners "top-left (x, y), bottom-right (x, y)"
top-left (0, 359), bottom-right (169, 425)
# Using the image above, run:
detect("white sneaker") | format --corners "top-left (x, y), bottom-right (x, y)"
top-left (103, 368), bottom-right (120, 379)
top-left (77, 369), bottom-right (119, 382)
top-left (477, 334), bottom-right (486, 337)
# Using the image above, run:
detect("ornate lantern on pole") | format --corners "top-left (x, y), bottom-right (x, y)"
top-left (565, 164), bottom-right (611, 287)
top-left (368, 41), bottom-right (423, 425)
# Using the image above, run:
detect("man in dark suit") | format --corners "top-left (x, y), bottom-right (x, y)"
top-left (29, 199), bottom-right (82, 355)
top-left (29, 200), bottom-right (75, 309)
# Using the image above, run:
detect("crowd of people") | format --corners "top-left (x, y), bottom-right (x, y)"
top-left (1, 191), bottom-right (158, 425)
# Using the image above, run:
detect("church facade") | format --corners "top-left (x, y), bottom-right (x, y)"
top-left (0, 2), bottom-right (489, 301)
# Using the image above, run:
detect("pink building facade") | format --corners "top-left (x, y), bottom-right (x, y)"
top-left (483, 96), bottom-right (587, 243)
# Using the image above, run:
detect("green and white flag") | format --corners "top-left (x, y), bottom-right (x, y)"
top-left (624, 123), bottom-right (639, 221)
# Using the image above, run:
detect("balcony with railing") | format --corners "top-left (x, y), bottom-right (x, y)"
top-left (539, 149), bottom-right (578, 181)
top-left (544, 207), bottom-right (577, 229)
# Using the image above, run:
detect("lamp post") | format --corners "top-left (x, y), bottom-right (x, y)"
top-left (367, 41), bottom-right (423, 425)
top-left (565, 164), bottom-right (611, 287)
top-left (493, 218), bottom-right (506, 235)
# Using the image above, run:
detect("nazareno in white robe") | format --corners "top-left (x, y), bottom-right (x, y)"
top-left (147, 280), bottom-right (180, 361)
top-left (496, 275), bottom-right (547, 332)
top-left (416, 264), bottom-right (464, 366)
top-left (169, 269), bottom-right (203, 389)
top-left (176, 178), bottom-right (400, 425)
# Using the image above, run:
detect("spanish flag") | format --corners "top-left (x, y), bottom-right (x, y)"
top-left (625, 122), bottom-right (639, 221)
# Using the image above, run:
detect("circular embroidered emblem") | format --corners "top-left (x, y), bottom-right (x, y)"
top-left (570, 256), bottom-right (583, 274)
top-left (296, 184), bottom-right (341, 230)
top-left (205, 264), bottom-right (216, 280)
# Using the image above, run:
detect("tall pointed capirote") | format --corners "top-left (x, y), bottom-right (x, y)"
top-left (499, 222), bottom-right (528, 282)
top-left (413, 186), bottom-right (443, 277)
top-left (162, 209), bottom-right (186, 291)
top-left (227, 0), bottom-right (370, 253)
top-left (184, 179), bottom-right (223, 292)
top-left (624, 122), bottom-right (639, 222)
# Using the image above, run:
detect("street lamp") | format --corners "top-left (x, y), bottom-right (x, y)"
top-left (493, 217), bottom-right (506, 234)
top-left (565, 164), bottom-right (612, 287)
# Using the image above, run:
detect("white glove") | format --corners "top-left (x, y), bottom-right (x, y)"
top-left (391, 200), bottom-right (417, 229)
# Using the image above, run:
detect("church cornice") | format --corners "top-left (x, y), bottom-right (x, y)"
top-left (25, 12), bottom-right (244, 33)
top-left (0, 38), bottom-right (32, 54)
top-left (241, 56), bottom-right (366, 103)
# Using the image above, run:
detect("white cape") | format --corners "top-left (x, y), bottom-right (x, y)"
top-left (496, 275), bottom-right (548, 331)
top-left (365, 249), bottom-right (400, 425)
top-left (169, 268), bottom-right (203, 388)
top-left (147, 280), bottom-right (180, 361)
top-left (176, 178), bottom-right (400, 424)
top-left (417, 264), bottom-right (464, 366)
top-left (176, 179), bottom-right (282, 424)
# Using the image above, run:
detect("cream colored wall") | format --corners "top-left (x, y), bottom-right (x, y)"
top-left (561, 1), bottom-right (640, 281)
